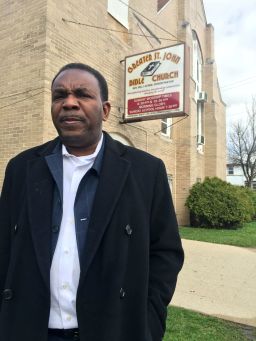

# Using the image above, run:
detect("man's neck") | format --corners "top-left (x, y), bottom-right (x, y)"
top-left (65, 143), bottom-right (98, 157)
top-left (63, 133), bottom-right (103, 157)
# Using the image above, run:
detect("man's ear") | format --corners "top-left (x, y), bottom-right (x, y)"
top-left (102, 101), bottom-right (111, 121)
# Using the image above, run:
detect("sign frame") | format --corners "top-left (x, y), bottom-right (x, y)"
top-left (123, 43), bottom-right (190, 123)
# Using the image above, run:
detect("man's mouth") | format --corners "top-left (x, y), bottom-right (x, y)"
top-left (60, 116), bottom-right (84, 124)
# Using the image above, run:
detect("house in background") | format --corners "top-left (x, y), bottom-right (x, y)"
top-left (226, 163), bottom-right (256, 190)
top-left (226, 163), bottom-right (245, 186)
top-left (0, 0), bottom-right (226, 224)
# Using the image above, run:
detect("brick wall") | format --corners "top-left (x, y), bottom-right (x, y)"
top-left (0, 0), bottom-right (226, 225)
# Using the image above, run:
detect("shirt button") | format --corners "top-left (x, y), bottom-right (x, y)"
top-left (125, 224), bottom-right (132, 236)
top-left (80, 217), bottom-right (88, 222)
top-left (66, 316), bottom-right (72, 321)
top-left (64, 250), bottom-right (69, 255)
top-left (120, 288), bottom-right (126, 299)
top-left (62, 283), bottom-right (68, 289)
top-left (2, 289), bottom-right (13, 300)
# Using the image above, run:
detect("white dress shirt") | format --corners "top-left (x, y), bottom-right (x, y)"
top-left (48, 135), bottom-right (103, 329)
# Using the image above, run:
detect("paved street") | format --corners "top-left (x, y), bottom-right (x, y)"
top-left (171, 239), bottom-right (256, 327)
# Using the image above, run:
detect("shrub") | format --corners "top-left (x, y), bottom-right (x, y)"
top-left (185, 177), bottom-right (255, 229)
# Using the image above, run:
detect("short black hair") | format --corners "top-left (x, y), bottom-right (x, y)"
top-left (51, 63), bottom-right (109, 101)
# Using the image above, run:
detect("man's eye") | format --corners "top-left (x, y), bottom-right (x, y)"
top-left (52, 93), bottom-right (66, 100)
top-left (75, 90), bottom-right (91, 98)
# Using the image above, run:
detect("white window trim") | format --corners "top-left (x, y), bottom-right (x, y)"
top-left (192, 31), bottom-right (204, 152)
top-left (167, 174), bottom-right (173, 192)
top-left (157, 0), bottom-right (171, 14)
top-left (108, 0), bottom-right (129, 29)
top-left (161, 117), bottom-right (172, 137)
top-left (197, 102), bottom-right (203, 137)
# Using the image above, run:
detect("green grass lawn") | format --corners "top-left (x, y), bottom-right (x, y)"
top-left (179, 221), bottom-right (256, 248)
top-left (164, 306), bottom-right (255, 341)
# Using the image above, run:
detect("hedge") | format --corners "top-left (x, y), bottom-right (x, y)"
top-left (185, 177), bottom-right (255, 229)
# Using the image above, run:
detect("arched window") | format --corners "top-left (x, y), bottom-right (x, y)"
top-left (192, 31), bottom-right (205, 152)
top-left (192, 31), bottom-right (203, 93)
top-left (109, 132), bottom-right (134, 146)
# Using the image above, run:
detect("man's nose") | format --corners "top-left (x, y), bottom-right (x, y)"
top-left (62, 94), bottom-right (80, 110)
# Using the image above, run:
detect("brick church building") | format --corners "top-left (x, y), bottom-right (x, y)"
top-left (0, 0), bottom-right (226, 224)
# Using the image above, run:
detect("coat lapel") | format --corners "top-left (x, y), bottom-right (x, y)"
top-left (26, 139), bottom-right (61, 289)
top-left (79, 136), bottom-right (130, 283)
top-left (45, 152), bottom-right (63, 202)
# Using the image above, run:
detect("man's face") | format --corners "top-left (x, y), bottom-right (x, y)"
top-left (51, 69), bottom-right (110, 156)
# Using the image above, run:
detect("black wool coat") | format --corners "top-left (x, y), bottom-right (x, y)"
top-left (0, 133), bottom-right (184, 341)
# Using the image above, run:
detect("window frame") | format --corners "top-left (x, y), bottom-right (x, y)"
top-left (167, 174), bottom-right (173, 192)
top-left (192, 31), bottom-right (205, 151)
top-left (227, 165), bottom-right (234, 175)
top-left (107, 0), bottom-right (129, 29)
top-left (157, 0), bottom-right (170, 13)
top-left (161, 117), bottom-right (172, 137)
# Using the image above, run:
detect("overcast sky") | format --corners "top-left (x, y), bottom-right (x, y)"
top-left (203, 0), bottom-right (256, 129)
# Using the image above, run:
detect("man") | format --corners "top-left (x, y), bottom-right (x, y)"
top-left (0, 63), bottom-right (184, 341)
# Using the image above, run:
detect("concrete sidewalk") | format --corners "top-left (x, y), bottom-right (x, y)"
top-left (171, 239), bottom-right (256, 327)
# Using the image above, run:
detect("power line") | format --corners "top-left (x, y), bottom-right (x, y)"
top-left (111, 107), bottom-right (190, 138)
top-left (0, 91), bottom-right (45, 110)
top-left (154, 114), bottom-right (189, 134)
top-left (226, 111), bottom-right (247, 117)
top-left (136, 22), bottom-right (154, 48)
top-left (221, 80), bottom-right (256, 92)
top-left (221, 75), bottom-right (256, 90)
top-left (117, 0), bottom-right (180, 41)
top-left (133, 13), bottom-right (161, 44)
top-left (0, 86), bottom-right (45, 100)
top-left (111, 105), bottom-right (189, 134)
top-left (62, 19), bottom-right (178, 42)
top-left (221, 75), bottom-right (256, 88)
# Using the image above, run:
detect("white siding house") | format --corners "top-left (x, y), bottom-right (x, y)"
top-left (226, 164), bottom-right (256, 189)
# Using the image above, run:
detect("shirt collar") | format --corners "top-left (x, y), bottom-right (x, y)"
top-left (62, 134), bottom-right (103, 158)
top-left (61, 134), bottom-right (105, 175)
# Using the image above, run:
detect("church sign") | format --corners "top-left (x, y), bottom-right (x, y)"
top-left (123, 43), bottom-right (189, 123)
